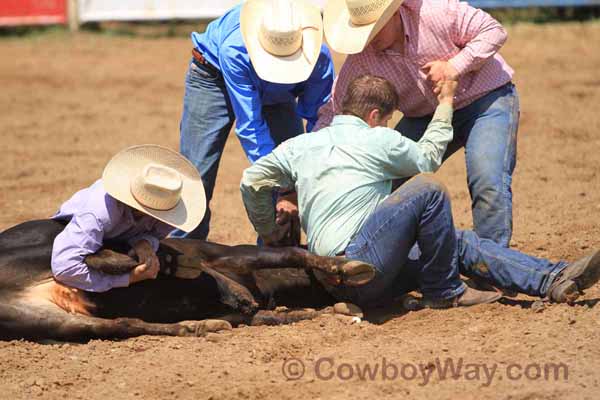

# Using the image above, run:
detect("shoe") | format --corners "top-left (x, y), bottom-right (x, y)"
top-left (418, 286), bottom-right (502, 309)
top-left (547, 250), bottom-right (600, 304)
top-left (464, 277), bottom-right (518, 298)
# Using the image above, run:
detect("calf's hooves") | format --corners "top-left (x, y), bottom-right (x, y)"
top-left (333, 302), bottom-right (364, 318)
top-left (402, 294), bottom-right (423, 311)
top-left (340, 260), bottom-right (376, 286)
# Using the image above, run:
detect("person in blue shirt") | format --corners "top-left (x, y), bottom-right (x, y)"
top-left (171, 0), bottom-right (335, 240)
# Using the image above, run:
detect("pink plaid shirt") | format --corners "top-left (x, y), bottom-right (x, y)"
top-left (315, 0), bottom-right (514, 129)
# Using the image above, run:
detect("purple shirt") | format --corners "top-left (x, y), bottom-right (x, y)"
top-left (51, 180), bottom-right (173, 292)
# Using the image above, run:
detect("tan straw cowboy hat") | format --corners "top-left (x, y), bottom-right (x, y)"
top-left (324, 0), bottom-right (404, 54)
top-left (240, 0), bottom-right (324, 84)
top-left (102, 144), bottom-right (206, 233)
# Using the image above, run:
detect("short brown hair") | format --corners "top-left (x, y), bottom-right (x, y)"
top-left (341, 75), bottom-right (399, 120)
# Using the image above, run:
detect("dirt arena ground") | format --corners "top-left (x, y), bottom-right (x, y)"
top-left (1, 21), bottom-right (600, 399)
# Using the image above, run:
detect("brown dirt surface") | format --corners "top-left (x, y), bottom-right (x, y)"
top-left (1, 22), bottom-right (600, 399)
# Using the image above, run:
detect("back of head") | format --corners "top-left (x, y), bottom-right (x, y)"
top-left (341, 75), bottom-right (399, 121)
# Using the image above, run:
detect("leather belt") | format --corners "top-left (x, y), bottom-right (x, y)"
top-left (191, 48), bottom-right (220, 76)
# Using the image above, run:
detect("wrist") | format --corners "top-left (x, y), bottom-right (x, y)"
top-left (128, 270), bottom-right (139, 285)
top-left (439, 98), bottom-right (454, 107)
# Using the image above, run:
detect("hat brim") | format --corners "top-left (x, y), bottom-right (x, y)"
top-left (240, 0), bottom-right (324, 84)
top-left (102, 145), bottom-right (206, 233)
top-left (324, 0), bottom-right (404, 55)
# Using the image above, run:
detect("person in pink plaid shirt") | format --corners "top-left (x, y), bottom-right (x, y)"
top-left (319, 0), bottom-right (519, 248)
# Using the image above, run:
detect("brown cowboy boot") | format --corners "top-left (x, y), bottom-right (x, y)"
top-left (547, 250), bottom-right (600, 304)
top-left (417, 286), bottom-right (502, 309)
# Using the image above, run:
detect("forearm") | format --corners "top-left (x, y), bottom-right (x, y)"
top-left (221, 60), bottom-right (275, 162)
top-left (240, 151), bottom-right (293, 236)
top-left (51, 215), bottom-right (130, 292)
top-left (240, 176), bottom-right (278, 237)
top-left (51, 258), bottom-right (130, 293)
top-left (449, 31), bottom-right (506, 75)
top-left (413, 104), bottom-right (454, 171)
top-left (236, 122), bottom-right (276, 163)
top-left (449, 2), bottom-right (508, 75)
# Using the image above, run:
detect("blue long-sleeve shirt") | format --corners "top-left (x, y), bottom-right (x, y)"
top-left (191, 4), bottom-right (335, 163)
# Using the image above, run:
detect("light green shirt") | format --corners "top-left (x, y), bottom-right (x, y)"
top-left (240, 104), bottom-right (454, 256)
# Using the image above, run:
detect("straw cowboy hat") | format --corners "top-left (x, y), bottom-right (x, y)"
top-left (102, 144), bottom-right (206, 233)
top-left (240, 0), bottom-right (324, 84)
top-left (324, 0), bottom-right (404, 54)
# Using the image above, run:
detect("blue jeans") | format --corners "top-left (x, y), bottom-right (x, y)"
top-left (171, 60), bottom-right (304, 239)
top-left (326, 175), bottom-right (567, 307)
top-left (395, 83), bottom-right (520, 248)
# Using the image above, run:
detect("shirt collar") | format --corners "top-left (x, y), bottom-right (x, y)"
top-left (331, 114), bottom-right (370, 128)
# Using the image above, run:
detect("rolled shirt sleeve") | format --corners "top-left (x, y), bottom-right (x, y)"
top-left (296, 46), bottom-right (335, 133)
top-left (381, 103), bottom-right (454, 177)
top-left (240, 144), bottom-right (295, 237)
top-left (448, 0), bottom-right (508, 76)
top-left (51, 213), bottom-right (130, 293)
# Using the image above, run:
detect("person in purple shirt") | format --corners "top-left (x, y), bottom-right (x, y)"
top-left (51, 145), bottom-right (206, 293)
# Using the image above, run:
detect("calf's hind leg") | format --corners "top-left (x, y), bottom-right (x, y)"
top-left (0, 299), bottom-right (231, 342)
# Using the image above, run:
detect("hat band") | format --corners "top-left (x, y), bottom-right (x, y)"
top-left (130, 175), bottom-right (181, 211)
top-left (259, 24), bottom-right (303, 57)
top-left (347, 0), bottom-right (387, 25)
top-left (259, 25), bottom-right (321, 65)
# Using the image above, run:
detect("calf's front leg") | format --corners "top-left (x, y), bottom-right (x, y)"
top-left (161, 239), bottom-right (376, 286)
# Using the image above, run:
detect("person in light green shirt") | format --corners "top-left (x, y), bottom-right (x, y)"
top-left (241, 77), bottom-right (455, 257)
top-left (240, 75), bottom-right (600, 308)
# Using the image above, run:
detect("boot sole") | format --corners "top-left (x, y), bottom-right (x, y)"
top-left (572, 250), bottom-right (600, 291)
top-left (551, 280), bottom-right (581, 304)
top-left (457, 291), bottom-right (502, 307)
top-left (410, 291), bottom-right (502, 310)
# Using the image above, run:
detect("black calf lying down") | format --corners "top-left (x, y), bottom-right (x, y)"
top-left (0, 220), bottom-right (375, 342)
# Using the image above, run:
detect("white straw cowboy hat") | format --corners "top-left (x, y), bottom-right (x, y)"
top-left (324, 0), bottom-right (404, 54)
top-left (102, 145), bottom-right (206, 233)
top-left (240, 0), bottom-right (324, 84)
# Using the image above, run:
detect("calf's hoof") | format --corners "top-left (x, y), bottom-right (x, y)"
top-left (333, 302), bottom-right (363, 318)
top-left (339, 260), bottom-right (376, 286)
top-left (178, 319), bottom-right (232, 337)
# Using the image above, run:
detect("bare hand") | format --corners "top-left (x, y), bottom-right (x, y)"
top-left (260, 191), bottom-right (301, 247)
top-left (260, 224), bottom-right (292, 247)
top-left (128, 240), bottom-right (160, 284)
top-left (275, 191), bottom-right (299, 225)
top-left (435, 80), bottom-right (458, 106)
top-left (422, 60), bottom-right (459, 84)
top-left (129, 262), bottom-right (160, 284)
